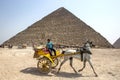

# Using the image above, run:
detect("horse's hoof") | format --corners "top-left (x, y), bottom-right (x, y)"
top-left (78, 70), bottom-right (82, 72)
top-left (56, 71), bottom-right (59, 74)
top-left (95, 74), bottom-right (98, 77)
top-left (75, 72), bottom-right (78, 74)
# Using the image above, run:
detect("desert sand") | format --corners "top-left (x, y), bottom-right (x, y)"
top-left (0, 47), bottom-right (120, 80)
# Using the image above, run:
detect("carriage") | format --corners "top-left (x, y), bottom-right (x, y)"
top-left (33, 47), bottom-right (79, 74)
top-left (33, 47), bottom-right (62, 73)
top-left (33, 43), bottom-right (98, 76)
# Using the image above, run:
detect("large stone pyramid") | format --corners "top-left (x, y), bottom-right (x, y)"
top-left (113, 37), bottom-right (120, 48)
top-left (3, 7), bottom-right (113, 48)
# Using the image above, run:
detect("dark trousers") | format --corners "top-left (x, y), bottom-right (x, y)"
top-left (48, 48), bottom-right (56, 56)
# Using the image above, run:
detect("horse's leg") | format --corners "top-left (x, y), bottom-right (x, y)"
top-left (88, 60), bottom-right (98, 77)
top-left (78, 60), bottom-right (86, 72)
top-left (57, 58), bottom-right (68, 73)
top-left (69, 57), bottom-right (77, 74)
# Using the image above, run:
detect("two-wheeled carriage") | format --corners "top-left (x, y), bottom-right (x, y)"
top-left (33, 47), bottom-right (64, 73)
top-left (33, 47), bottom-right (79, 74)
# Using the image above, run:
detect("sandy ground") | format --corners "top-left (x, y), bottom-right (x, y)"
top-left (0, 47), bottom-right (120, 80)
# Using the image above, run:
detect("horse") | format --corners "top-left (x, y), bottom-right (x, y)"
top-left (57, 41), bottom-right (98, 77)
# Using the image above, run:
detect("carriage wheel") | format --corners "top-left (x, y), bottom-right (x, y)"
top-left (37, 57), bottom-right (52, 74)
top-left (52, 58), bottom-right (59, 68)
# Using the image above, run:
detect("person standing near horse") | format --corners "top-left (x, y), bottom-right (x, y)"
top-left (46, 39), bottom-right (56, 56)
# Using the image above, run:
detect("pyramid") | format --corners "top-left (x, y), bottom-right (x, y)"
top-left (3, 7), bottom-right (113, 48)
top-left (113, 37), bottom-right (120, 48)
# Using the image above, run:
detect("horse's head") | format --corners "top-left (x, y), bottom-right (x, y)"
top-left (89, 41), bottom-right (95, 48)
top-left (77, 41), bottom-right (95, 53)
top-left (89, 41), bottom-right (95, 47)
top-left (84, 41), bottom-right (95, 48)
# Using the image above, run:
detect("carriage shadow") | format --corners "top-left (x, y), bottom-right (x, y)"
top-left (20, 67), bottom-right (82, 78)
top-left (20, 67), bottom-right (52, 76)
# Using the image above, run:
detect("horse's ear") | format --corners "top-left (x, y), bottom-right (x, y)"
top-left (91, 42), bottom-right (95, 47)
top-left (93, 44), bottom-right (95, 47)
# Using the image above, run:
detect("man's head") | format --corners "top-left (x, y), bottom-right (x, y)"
top-left (47, 39), bottom-right (50, 42)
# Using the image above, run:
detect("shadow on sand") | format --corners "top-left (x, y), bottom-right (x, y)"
top-left (20, 67), bottom-right (82, 78)
top-left (20, 67), bottom-right (51, 76)
top-left (54, 71), bottom-right (82, 78)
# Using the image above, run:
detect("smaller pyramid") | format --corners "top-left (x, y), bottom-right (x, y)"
top-left (113, 37), bottom-right (120, 48)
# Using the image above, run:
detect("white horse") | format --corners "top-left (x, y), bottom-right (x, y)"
top-left (57, 41), bottom-right (98, 77)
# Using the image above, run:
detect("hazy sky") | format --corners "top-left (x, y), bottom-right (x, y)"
top-left (0, 0), bottom-right (120, 44)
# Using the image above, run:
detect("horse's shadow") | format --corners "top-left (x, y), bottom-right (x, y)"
top-left (20, 67), bottom-right (82, 78)
top-left (54, 71), bottom-right (82, 78)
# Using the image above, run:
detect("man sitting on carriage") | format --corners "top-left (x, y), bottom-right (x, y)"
top-left (46, 39), bottom-right (56, 56)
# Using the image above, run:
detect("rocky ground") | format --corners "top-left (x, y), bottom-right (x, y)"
top-left (0, 47), bottom-right (120, 80)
